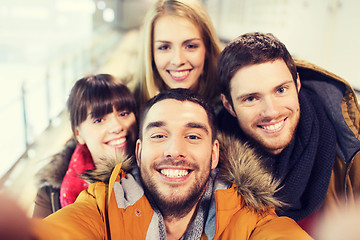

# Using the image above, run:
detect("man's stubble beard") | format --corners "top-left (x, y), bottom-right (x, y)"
top-left (140, 158), bottom-right (212, 221)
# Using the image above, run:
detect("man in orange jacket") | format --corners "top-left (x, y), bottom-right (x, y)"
top-left (31, 88), bottom-right (311, 239)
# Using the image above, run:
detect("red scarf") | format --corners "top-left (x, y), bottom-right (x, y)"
top-left (60, 144), bottom-right (95, 208)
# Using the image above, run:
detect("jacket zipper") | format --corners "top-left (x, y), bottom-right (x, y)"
top-left (50, 191), bottom-right (56, 213)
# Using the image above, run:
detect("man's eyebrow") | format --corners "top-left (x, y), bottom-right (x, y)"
top-left (235, 92), bottom-right (257, 102)
top-left (145, 121), bottom-right (165, 131)
top-left (271, 80), bottom-right (295, 91)
top-left (277, 80), bottom-right (294, 87)
top-left (186, 122), bottom-right (209, 135)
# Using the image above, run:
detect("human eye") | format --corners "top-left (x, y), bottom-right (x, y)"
top-left (92, 117), bottom-right (103, 124)
top-left (118, 111), bottom-right (130, 117)
top-left (152, 134), bottom-right (164, 138)
top-left (186, 43), bottom-right (199, 49)
top-left (239, 95), bottom-right (259, 107)
top-left (149, 132), bottom-right (167, 141)
top-left (186, 134), bottom-right (201, 140)
top-left (276, 86), bottom-right (289, 95)
top-left (244, 95), bottom-right (256, 102)
top-left (157, 44), bottom-right (170, 51)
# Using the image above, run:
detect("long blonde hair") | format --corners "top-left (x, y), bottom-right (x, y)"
top-left (134, 0), bottom-right (221, 108)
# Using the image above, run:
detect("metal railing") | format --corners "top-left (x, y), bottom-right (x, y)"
top-left (0, 28), bottom-right (121, 186)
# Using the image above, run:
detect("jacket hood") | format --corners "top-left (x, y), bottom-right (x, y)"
top-left (81, 152), bottom-right (137, 184)
top-left (35, 138), bottom-right (77, 188)
top-left (216, 133), bottom-right (285, 212)
top-left (295, 58), bottom-right (360, 163)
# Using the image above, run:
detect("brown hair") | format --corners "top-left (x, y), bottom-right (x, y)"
top-left (67, 74), bottom-right (137, 138)
top-left (218, 32), bottom-right (297, 106)
top-left (139, 88), bottom-right (217, 142)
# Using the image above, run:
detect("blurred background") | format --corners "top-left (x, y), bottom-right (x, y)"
top-left (0, 0), bottom-right (359, 214)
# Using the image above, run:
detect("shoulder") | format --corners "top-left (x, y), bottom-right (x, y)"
top-left (248, 215), bottom-right (313, 239)
top-left (213, 187), bottom-right (312, 239)
top-left (35, 139), bottom-right (76, 188)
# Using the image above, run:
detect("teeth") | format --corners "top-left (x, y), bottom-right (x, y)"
top-left (169, 70), bottom-right (189, 78)
top-left (262, 122), bottom-right (283, 131)
top-left (161, 169), bottom-right (189, 178)
top-left (108, 138), bottom-right (126, 146)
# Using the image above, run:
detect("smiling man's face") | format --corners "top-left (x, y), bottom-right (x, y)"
top-left (136, 99), bottom-right (218, 218)
top-left (222, 59), bottom-right (301, 155)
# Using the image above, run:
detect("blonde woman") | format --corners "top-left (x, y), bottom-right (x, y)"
top-left (133, 0), bottom-right (222, 108)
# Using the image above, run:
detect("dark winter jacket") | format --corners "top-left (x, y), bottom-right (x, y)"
top-left (217, 58), bottom-right (360, 235)
top-left (32, 138), bottom-right (76, 218)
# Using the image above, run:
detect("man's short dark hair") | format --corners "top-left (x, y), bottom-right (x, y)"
top-left (217, 32), bottom-right (298, 106)
top-left (139, 88), bottom-right (217, 142)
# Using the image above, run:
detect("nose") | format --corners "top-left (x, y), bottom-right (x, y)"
top-left (108, 114), bottom-right (124, 134)
top-left (170, 47), bottom-right (185, 66)
top-left (164, 136), bottom-right (186, 159)
top-left (261, 96), bottom-right (280, 119)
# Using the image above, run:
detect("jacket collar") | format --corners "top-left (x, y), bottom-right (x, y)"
top-left (295, 58), bottom-right (360, 162)
top-left (216, 133), bottom-right (284, 211)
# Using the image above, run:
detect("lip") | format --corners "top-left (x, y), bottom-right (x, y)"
top-left (157, 167), bottom-right (192, 183)
top-left (167, 69), bottom-right (191, 81)
top-left (258, 118), bottom-right (287, 134)
top-left (105, 136), bottom-right (127, 149)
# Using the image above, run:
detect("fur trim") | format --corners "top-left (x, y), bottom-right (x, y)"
top-left (35, 138), bottom-right (77, 188)
top-left (81, 152), bottom-right (137, 184)
top-left (217, 133), bottom-right (286, 212)
top-left (76, 132), bottom-right (284, 212)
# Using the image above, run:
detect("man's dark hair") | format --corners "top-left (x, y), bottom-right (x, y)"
top-left (139, 88), bottom-right (217, 142)
top-left (218, 32), bottom-right (298, 106)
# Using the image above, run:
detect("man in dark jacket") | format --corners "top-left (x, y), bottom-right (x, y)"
top-left (217, 32), bottom-right (360, 236)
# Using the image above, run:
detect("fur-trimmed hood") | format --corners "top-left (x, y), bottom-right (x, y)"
top-left (216, 133), bottom-right (284, 212)
top-left (81, 152), bottom-right (136, 184)
top-left (82, 133), bottom-right (283, 212)
top-left (35, 138), bottom-right (76, 189)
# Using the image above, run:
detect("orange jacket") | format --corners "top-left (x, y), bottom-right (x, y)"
top-left (33, 140), bottom-right (311, 239)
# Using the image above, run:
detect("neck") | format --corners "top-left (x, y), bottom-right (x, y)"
top-left (164, 205), bottom-right (197, 240)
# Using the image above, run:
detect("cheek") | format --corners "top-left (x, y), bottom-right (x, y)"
top-left (125, 117), bottom-right (137, 130)
top-left (143, 143), bottom-right (162, 158)
top-left (154, 53), bottom-right (167, 70)
top-left (291, 98), bottom-right (301, 111)
top-left (235, 107), bottom-right (256, 127)
top-left (86, 134), bottom-right (101, 147)
top-left (77, 128), bottom-right (91, 145)
top-left (192, 51), bottom-right (206, 68)
top-left (130, 119), bottom-right (138, 137)
top-left (138, 147), bottom-right (152, 169)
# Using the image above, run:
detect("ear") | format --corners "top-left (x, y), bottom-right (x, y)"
top-left (296, 73), bottom-right (301, 93)
top-left (135, 139), bottom-right (142, 167)
top-left (75, 127), bottom-right (85, 145)
top-left (221, 94), bottom-right (236, 117)
top-left (210, 139), bottom-right (220, 169)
